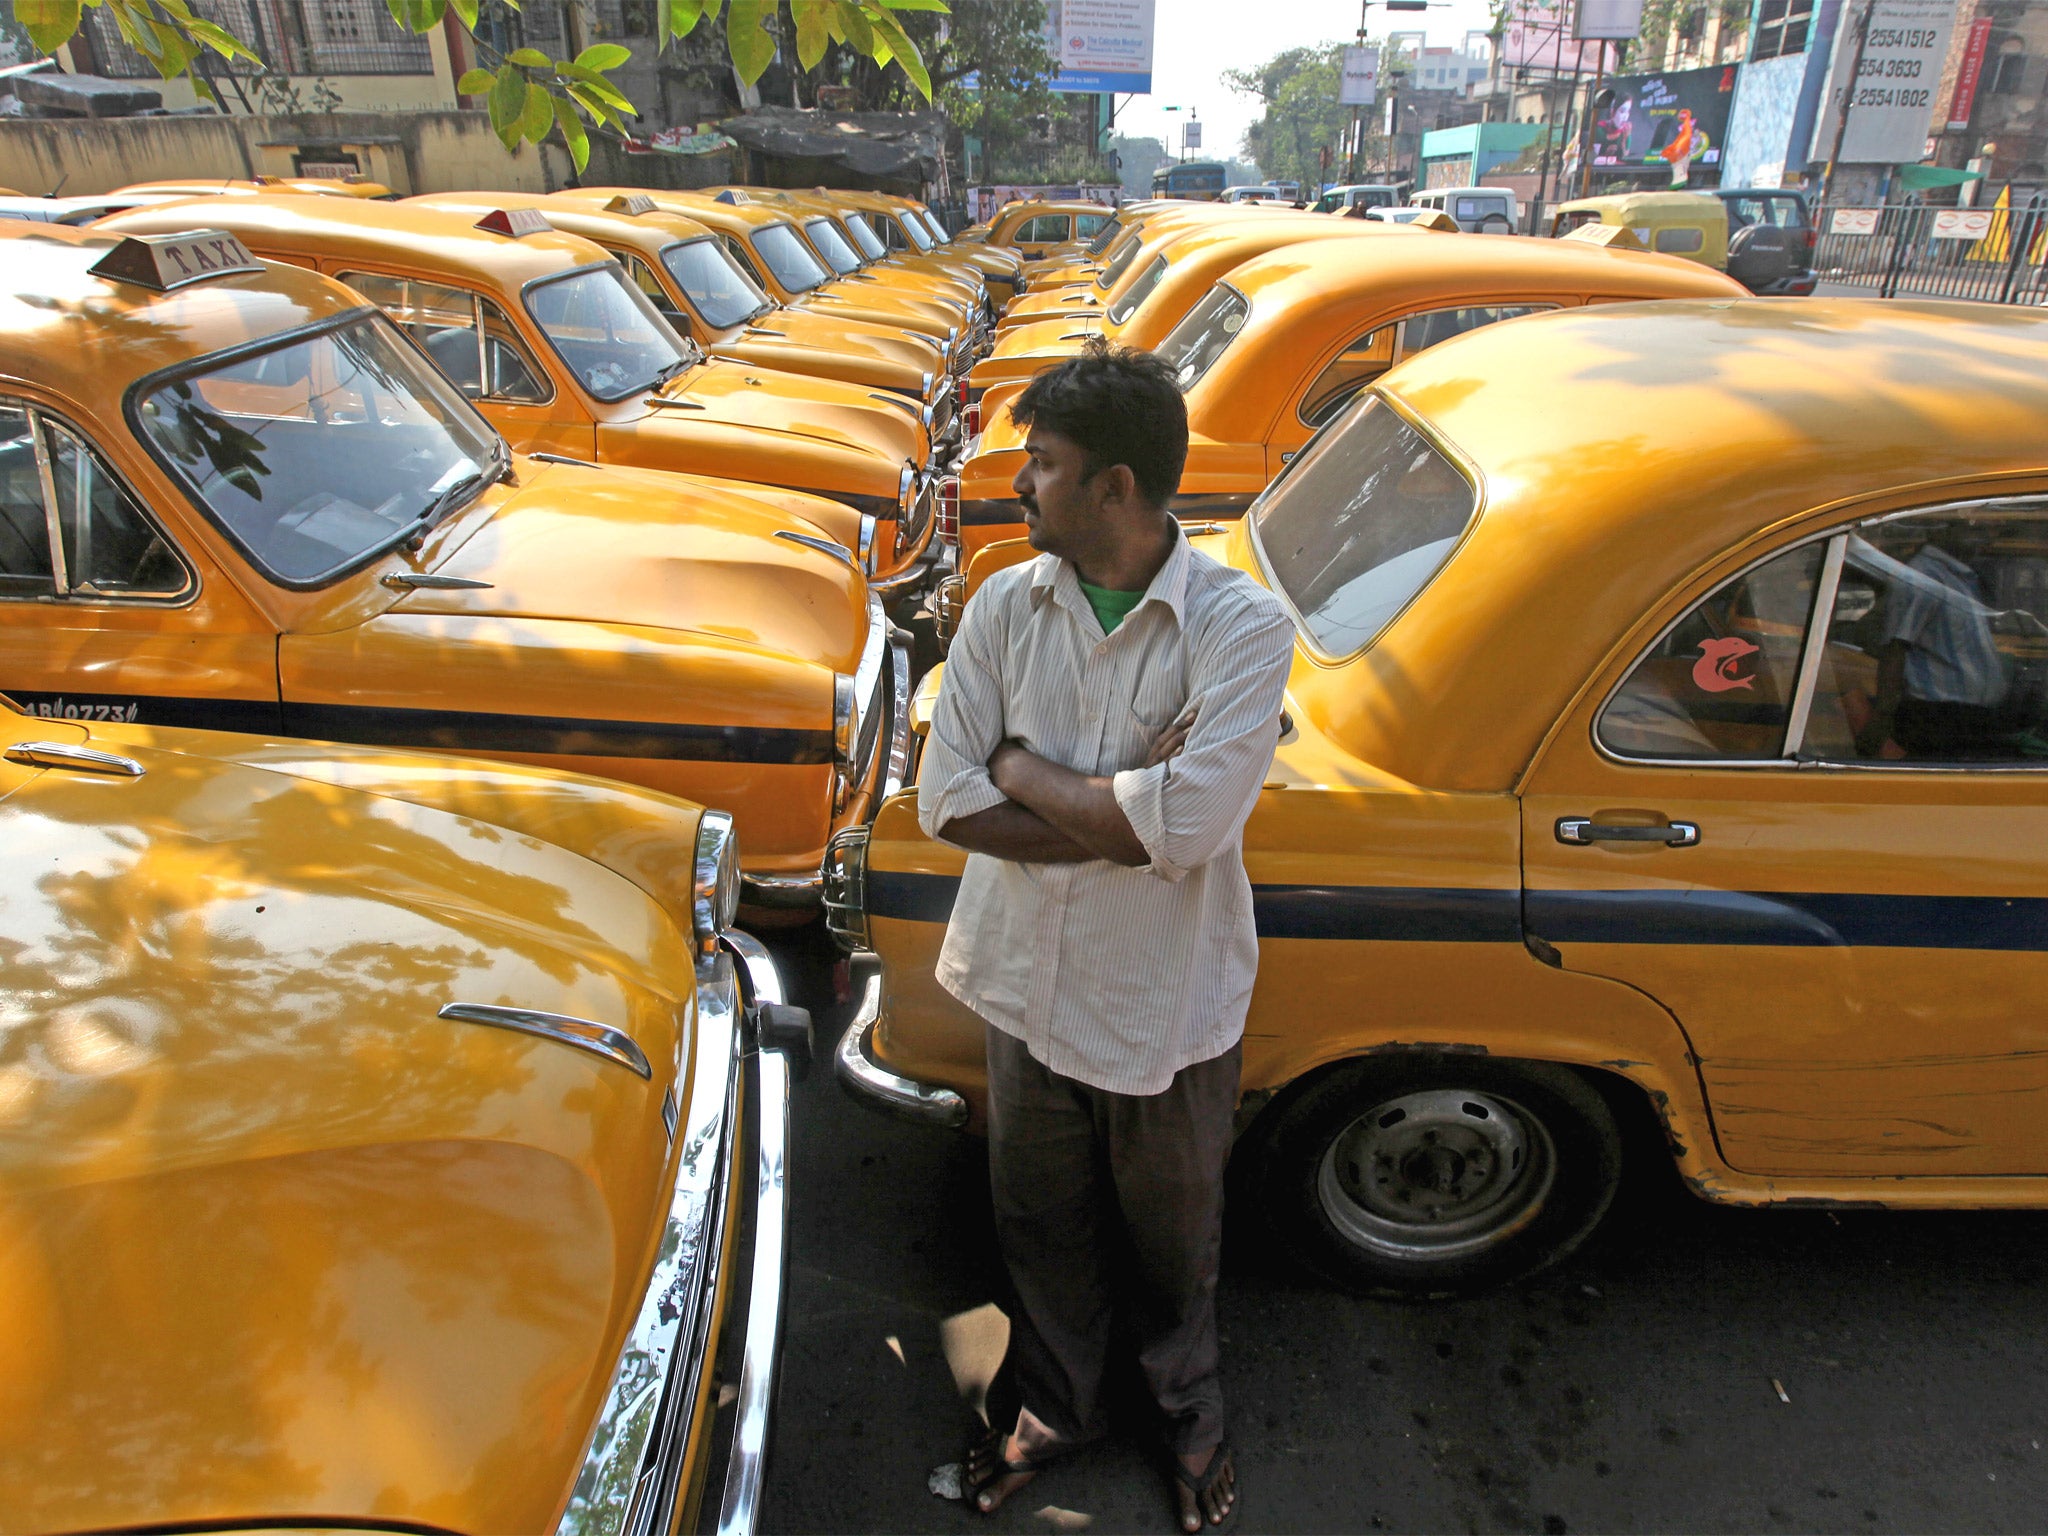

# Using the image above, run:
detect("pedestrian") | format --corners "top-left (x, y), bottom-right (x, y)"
top-left (916, 338), bottom-right (1295, 1532)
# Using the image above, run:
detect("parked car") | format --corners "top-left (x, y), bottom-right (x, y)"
top-left (1551, 190), bottom-right (1730, 272)
top-left (1715, 186), bottom-right (1820, 295)
top-left (951, 232), bottom-right (1744, 568)
top-left (0, 224), bottom-right (908, 906)
top-left (992, 202), bottom-right (1261, 334)
top-left (1311, 183), bottom-right (1405, 215)
top-left (953, 198), bottom-right (1119, 260)
top-left (833, 188), bottom-right (1027, 303)
top-left (93, 196), bottom-right (942, 597)
top-left (831, 296), bottom-right (2048, 1298)
top-left (0, 689), bottom-right (805, 1532)
top-left (1409, 185), bottom-right (1519, 233)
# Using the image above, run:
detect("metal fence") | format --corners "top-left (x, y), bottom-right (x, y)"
top-left (1812, 198), bottom-right (2048, 305)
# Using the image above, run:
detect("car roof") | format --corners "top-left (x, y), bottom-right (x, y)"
top-left (1556, 190), bottom-right (1725, 217)
top-left (93, 194), bottom-right (609, 294)
top-left (0, 225), bottom-right (365, 403)
top-left (405, 190), bottom-right (718, 254)
top-left (1303, 298), bottom-right (2048, 792)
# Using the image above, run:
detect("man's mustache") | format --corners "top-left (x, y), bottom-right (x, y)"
top-left (1019, 493), bottom-right (1039, 517)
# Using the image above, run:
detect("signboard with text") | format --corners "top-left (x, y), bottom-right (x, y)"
top-left (1831, 206), bottom-right (1881, 233)
top-left (1047, 0), bottom-right (1156, 94)
top-left (1590, 65), bottom-right (1737, 171)
top-left (1575, 0), bottom-right (1647, 39)
top-left (1931, 207), bottom-right (1993, 239)
top-left (1819, 0), bottom-right (1962, 164)
top-left (1947, 14), bottom-right (1993, 130)
top-left (1340, 45), bottom-right (1381, 105)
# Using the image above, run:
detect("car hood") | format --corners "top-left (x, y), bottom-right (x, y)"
top-left (656, 355), bottom-right (926, 465)
top-left (991, 315), bottom-right (1105, 357)
top-left (395, 460), bottom-right (869, 673)
top-left (0, 717), bottom-right (701, 1533)
top-left (717, 309), bottom-right (941, 384)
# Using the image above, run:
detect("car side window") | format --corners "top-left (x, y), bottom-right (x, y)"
top-left (720, 235), bottom-right (769, 289)
top-left (1599, 542), bottom-right (1826, 760)
top-left (623, 253), bottom-right (691, 332)
top-left (1298, 306), bottom-right (1550, 428)
top-left (0, 402), bottom-right (188, 602)
top-left (340, 271), bottom-right (550, 405)
top-left (1016, 215), bottom-right (1070, 243)
top-left (1076, 212), bottom-right (1111, 238)
top-left (1809, 508), bottom-right (2048, 765)
top-left (1654, 226), bottom-right (1706, 253)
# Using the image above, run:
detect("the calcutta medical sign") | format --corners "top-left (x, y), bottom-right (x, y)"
top-left (1047, 0), bottom-right (1157, 94)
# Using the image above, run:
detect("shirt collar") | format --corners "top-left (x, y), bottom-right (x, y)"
top-left (1030, 522), bottom-right (1193, 626)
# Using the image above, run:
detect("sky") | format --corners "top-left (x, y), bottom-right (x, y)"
top-left (1110, 0), bottom-right (1501, 165)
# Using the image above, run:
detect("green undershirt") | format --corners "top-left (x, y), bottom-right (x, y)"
top-left (1077, 578), bottom-right (1147, 635)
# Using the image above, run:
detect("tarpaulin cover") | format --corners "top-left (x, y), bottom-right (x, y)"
top-left (716, 105), bottom-right (944, 183)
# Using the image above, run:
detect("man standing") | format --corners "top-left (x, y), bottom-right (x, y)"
top-left (917, 341), bottom-right (1294, 1531)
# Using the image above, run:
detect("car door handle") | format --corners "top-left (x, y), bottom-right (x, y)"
top-left (1555, 817), bottom-right (1700, 847)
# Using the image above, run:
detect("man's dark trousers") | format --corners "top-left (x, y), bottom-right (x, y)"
top-left (985, 1023), bottom-right (1242, 1459)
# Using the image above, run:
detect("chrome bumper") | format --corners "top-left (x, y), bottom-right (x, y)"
top-left (833, 957), bottom-right (970, 1128)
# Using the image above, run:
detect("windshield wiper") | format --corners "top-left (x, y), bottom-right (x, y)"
top-left (652, 352), bottom-right (697, 389)
top-left (389, 458), bottom-right (498, 553)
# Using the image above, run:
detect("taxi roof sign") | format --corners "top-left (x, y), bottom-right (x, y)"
top-left (713, 189), bottom-right (751, 205)
top-left (88, 231), bottom-right (264, 291)
top-left (604, 194), bottom-right (657, 216)
top-left (474, 207), bottom-right (552, 238)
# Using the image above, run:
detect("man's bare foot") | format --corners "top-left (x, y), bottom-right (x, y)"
top-left (1172, 1444), bottom-right (1236, 1531)
top-left (964, 1427), bottom-right (1048, 1514)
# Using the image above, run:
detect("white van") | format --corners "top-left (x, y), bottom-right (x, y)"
top-left (1408, 186), bottom-right (1519, 233)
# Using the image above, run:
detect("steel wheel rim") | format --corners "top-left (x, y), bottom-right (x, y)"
top-left (1315, 1086), bottom-right (1557, 1261)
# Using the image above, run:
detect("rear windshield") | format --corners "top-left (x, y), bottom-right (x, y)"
top-left (805, 217), bottom-right (864, 274)
top-left (1107, 255), bottom-right (1167, 325)
top-left (752, 222), bottom-right (830, 292)
top-left (1086, 216), bottom-right (1124, 254)
top-left (1253, 396), bottom-right (1476, 656)
top-left (663, 237), bottom-right (772, 329)
top-left (1094, 230), bottom-right (1147, 291)
top-left (1155, 284), bottom-right (1248, 390)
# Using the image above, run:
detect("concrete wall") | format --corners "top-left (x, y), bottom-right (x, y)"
top-left (0, 109), bottom-right (570, 196)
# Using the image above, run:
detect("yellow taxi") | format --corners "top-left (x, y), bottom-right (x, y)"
top-left (837, 189), bottom-right (1026, 302)
top-left (93, 196), bottom-right (942, 596)
top-left (828, 297), bottom-right (2048, 1297)
top-left (951, 234), bottom-right (1747, 567)
top-left (995, 202), bottom-right (1262, 330)
top-left (554, 187), bottom-right (977, 372)
top-left (0, 224), bottom-right (907, 907)
top-left (959, 198), bottom-right (1121, 260)
top-left (0, 689), bottom-right (805, 1533)
top-left (117, 173), bottom-right (396, 198)
top-left (405, 189), bottom-right (958, 444)
top-left (720, 188), bottom-right (990, 325)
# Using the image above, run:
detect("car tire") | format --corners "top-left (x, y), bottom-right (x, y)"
top-left (1249, 1054), bottom-right (1623, 1299)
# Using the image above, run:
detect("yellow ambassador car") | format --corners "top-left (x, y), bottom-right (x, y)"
top-left (836, 191), bottom-right (1026, 303)
top-left (727, 189), bottom-right (990, 324)
top-left (993, 204), bottom-right (1255, 330)
top-left (957, 198), bottom-right (1120, 261)
top-left (0, 691), bottom-right (807, 1533)
top-left (405, 190), bottom-right (957, 443)
top-left (0, 227), bottom-right (908, 906)
top-left (562, 191), bottom-right (978, 372)
top-left (95, 196), bottom-right (943, 596)
top-left (832, 298), bottom-right (2048, 1298)
top-left (952, 234), bottom-right (1747, 567)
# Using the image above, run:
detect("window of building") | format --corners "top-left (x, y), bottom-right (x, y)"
top-left (82, 0), bottom-right (431, 76)
top-left (1992, 44), bottom-right (2026, 93)
top-left (1751, 0), bottom-right (1813, 60)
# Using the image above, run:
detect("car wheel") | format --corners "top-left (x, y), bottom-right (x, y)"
top-left (1250, 1055), bottom-right (1622, 1298)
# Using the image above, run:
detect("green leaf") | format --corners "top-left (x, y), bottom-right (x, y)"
top-left (877, 0), bottom-right (949, 9)
top-left (553, 93), bottom-right (590, 172)
top-left (517, 78), bottom-right (555, 143)
top-left (448, 0), bottom-right (477, 26)
top-left (560, 63), bottom-right (636, 112)
top-left (574, 41), bottom-right (630, 69)
top-left (724, 0), bottom-right (774, 83)
top-left (488, 61), bottom-right (526, 143)
top-left (863, 3), bottom-right (929, 96)
top-left (457, 67), bottom-right (495, 94)
top-left (790, 0), bottom-right (828, 67)
top-left (17, 0), bottom-right (83, 53)
top-left (832, 0), bottom-right (873, 53)
top-left (506, 46), bottom-right (550, 65)
top-left (664, 0), bottom-right (704, 43)
top-left (701, 0), bottom-right (724, 18)
top-left (566, 81), bottom-right (625, 129)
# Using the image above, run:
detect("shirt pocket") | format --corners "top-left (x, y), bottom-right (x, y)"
top-left (1108, 672), bottom-right (1191, 774)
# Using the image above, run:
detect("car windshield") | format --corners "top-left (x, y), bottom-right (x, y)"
top-left (842, 212), bottom-right (888, 260)
top-left (805, 218), bottom-right (864, 274)
top-left (663, 237), bottom-right (773, 329)
top-left (897, 210), bottom-right (936, 251)
top-left (136, 313), bottom-right (501, 587)
top-left (752, 222), bottom-right (830, 292)
top-left (1107, 255), bottom-right (1168, 325)
top-left (916, 209), bottom-right (949, 246)
top-left (1155, 284), bottom-right (1249, 390)
top-left (1094, 230), bottom-right (1147, 291)
top-left (1254, 396), bottom-right (1476, 656)
top-left (525, 264), bottom-right (690, 402)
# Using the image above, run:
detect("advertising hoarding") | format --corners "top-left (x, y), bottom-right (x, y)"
top-left (1814, 0), bottom-right (1961, 164)
top-left (1341, 45), bottom-right (1382, 105)
top-left (1046, 0), bottom-right (1157, 94)
top-left (1590, 65), bottom-right (1738, 171)
top-left (1947, 14), bottom-right (1992, 130)
top-left (1576, 0), bottom-right (1647, 39)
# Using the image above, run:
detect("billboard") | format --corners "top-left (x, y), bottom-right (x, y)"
top-left (1575, 0), bottom-right (1646, 39)
top-left (1812, 0), bottom-right (1961, 164)
top-left (1046, 0), bottom-right (1157, 94)
top-left (1340, 45), bottom-right (1382, 105)
top-left (1590, 64), bottom-right (1739, 172)
top-left (1503, 0), bottom-right (1605, 72)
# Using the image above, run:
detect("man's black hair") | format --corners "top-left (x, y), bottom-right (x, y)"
top-left (1010, 337), bottom-right (1188, 509)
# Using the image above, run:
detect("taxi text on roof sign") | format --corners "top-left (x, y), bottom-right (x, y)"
top-left (605, 194), bottom-right (658, 216)
top-left (473, 207), bottom-right (552, 238)
top-left (88, 231), bottom-right (263, 291)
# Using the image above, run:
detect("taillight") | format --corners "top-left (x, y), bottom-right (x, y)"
top-left (964, 399), bottom-right (982, 439)
top-left (938, 476), bottom-right (960, 547)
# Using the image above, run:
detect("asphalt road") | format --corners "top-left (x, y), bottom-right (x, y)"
top-left (755, 926), bottom-right (2048, 1535)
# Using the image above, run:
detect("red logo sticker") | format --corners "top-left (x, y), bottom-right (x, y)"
top-left (1691, 636), bottom-right (1759, 693)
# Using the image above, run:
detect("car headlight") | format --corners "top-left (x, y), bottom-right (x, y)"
top-left (691, 809), bottom-right (740, 956)
top-left (834, 673), bottom-right (858, 770)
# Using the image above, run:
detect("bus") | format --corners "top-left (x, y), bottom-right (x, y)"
top-left (1150, 161), bottom-right (1228, 200)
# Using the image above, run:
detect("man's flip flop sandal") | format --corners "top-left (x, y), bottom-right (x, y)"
top-left (1169, 1442), bottom-right (1237, 1531)
top-left (963, 1426), bottom-right (1065, 1514)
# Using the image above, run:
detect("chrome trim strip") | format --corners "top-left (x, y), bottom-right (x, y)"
top-left (719, 929), bottom-right (786, 1007)
top-left (2, 741), bottom-right (145, 777)
top-left (437, 1003), bottom-right (652, 1079)
top-left (851, 592), bottom-right (889, 773)
top-left (693, 809), bottom-right (739, 957)
top-left (715, 1045), bottom-right (790, 1536)
top-left (381, 571), bottom-right (495, 590)
top-left (530, 451), bottom-right (600, 467)
top-left (883, 625), bottom-right (914, 800)
top-left (556, 953), bottom-right (742, 1536)
top-left (1782, 534), bottom-right (1846, 760)
top-left (832, 964), bottom-right (970, 1128)
top-left (739, 871), bottom-right (824, 908)
top-left (774, 529), bottom-right (857, 568)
